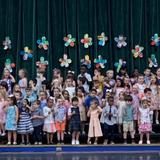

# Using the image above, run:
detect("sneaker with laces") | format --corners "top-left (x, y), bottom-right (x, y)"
top-left (139, 140), bottom-right (143, 144)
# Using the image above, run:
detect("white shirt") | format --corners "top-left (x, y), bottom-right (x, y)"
top-left (139, 107), bottom-right (151, 124)
top-left (43, 106), bottom-right (54, 124)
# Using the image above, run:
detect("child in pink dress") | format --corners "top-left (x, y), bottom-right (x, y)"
top-left (138, 99), bottom-right (152, 144)
top-left (87, 100), bottom-right (102, 145)
top-left (0, 92), bottom-right (6, 136)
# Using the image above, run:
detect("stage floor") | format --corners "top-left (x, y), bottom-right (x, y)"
top-left (0, 152), bottom-right (160, 160)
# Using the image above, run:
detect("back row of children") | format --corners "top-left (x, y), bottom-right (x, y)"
top-left (0, 65), bottom-right (159, 145)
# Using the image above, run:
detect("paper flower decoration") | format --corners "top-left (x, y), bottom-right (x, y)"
top-left (63, 34), bottom-right (76, 47)
top-left (59, 54), bottom-right (72, 67)
top-left (4, 59), bottom-right (15, 72)
top-left (81, 34), bottom-right (92, 48)
top-left (114, 35), bottom-right (127, 48)
top-left (97, 32), bottom-right (108, 46)
top-left (20, 47), bottom-right (33, 60)
top-left (132, 45), bottom-right (144, 58)
top-left (151, 33), bottom-right (160, 47)
top-left (94, 55), bottom-right (107, 69)
top-left (80, 55), bottom-right (91, 69)
top-left (3, 36), bottom-right (11, 50)
top-left (36, 57), bottom-right (48, 70)
top-left (114, 59), bottom-right (126, 73)
top-left (37, 36), bottom-right (49, 50)
top-left (148, 54), bottom-right (158, 68)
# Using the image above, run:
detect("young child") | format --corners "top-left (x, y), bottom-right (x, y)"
top-left (116, 92), bottom-right (126, 134)
top-left (0, 92), bottom-right (6, 136)
top-left (76, 86), bottom-right (86, 134)
top-left (138, 99), bottom-right (152, 144)
top-left (100, 96), bottom-right (117, 144)
top-left (68, 97), bottom-right (81, 145)
top-left (17, 99), bottom-right (34, 145)
top-left (144, 68), bottom-right (151, 86)
top-left (54, 98), bottom-right (67, 144)
top-left (5, 95), bottom-right (19, 145)
top-left (18, 69), bottom-right (28, 97)
top-left (43, 97), bottom-right (56, 144)
top-left (87, 100), bottom-right (102, 145)
top-left (64, 78), bottom-right (75, 98)
top-left (39, 90), bottom-right (47, 109)
top-left (31, 100), bottom-right (44, 145)
top-left (122, 95), bottom-right (135, 144)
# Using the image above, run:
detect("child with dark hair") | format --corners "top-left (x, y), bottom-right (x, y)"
top-left (17, 99), bottom-right (33, 145)
top-left (68, 97), bottom-right (81, 145)
top-left (122, 95), bottom-right (135, 144)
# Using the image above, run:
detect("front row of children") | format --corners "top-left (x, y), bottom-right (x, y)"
top-left (4, 93), bottom-right (152, 145)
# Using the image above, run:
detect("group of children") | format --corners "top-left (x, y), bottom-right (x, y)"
top-left (0, 65), bottom-right (159, 145)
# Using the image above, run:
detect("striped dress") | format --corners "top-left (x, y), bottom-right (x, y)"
top-left (17, 107), bottom-right (34, 134)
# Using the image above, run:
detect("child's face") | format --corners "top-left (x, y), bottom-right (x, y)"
top-left (108, 98), bottom-right (114, 106)
top-left (80, 66), bottom-right (86, 74)
top-left (26, 90), bottom-right (31, 96)
top-left (14, 85), bottom-right (21, 92)
top-left (18, 70), bottom-right (24, 78)
top-left (72, 100), bottom-right (78, 106)
top-left (4, 70), bottom-right (10, 78)
top-left (23, 100), bottom-right (28, 106)
top-left (33, 102), bottom-right (39, 109)
top-left (77, 89), bottom-right (82, 96)
top-left (151, 76), bottom-right (156, 84)
top-left (53, 89), bottom-right (60, 98)
top-left (124, 77), bottom-right (130, 84)
top-left (138, 76), bottom-right (144, 84)
top-left (145, 91), bottom-right (152, 98)
top-left (66, 79), bottom-right (72, 87)
top-left (144, 69), bottom-right (151, 76)
top-left (119, 93), bottom-right (124, 100)
top-left (94, 69), bottom-right (100, 76)
top-left (39, 92), bottom-right (46, 100)
top-left (90, 102), bottom-right (97, 109)
top-left (116, 79), bottom-right (121, 87)
top-left (57, 99), bottom-right (63, 106)
top-left (14, 93), bottom-right (21, 100)
top-left (126, 100), bottom-right (132, 105)
top-left (107, 71), bottom-right (114, 79)
top-left (142, 100), bottom-right (148, 108)
top-left (7, 98), bottom-right (12, 105)
top-left (63, 91), bottom-right (69, 99)
top-left (132, 86), bottom-right (138, 94)
top-left (90, 91), bottom-right (97, 97)
top-left (48, 99), bottom-right (54, 108)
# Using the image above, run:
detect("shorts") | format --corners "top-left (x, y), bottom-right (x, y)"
top-left (55, 121), bottom-right (66, 131)
top-left (123, 121), bottom-right (134, 132)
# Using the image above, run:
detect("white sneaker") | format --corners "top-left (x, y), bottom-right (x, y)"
top-left (71, 140), bottom-right (75, 145)
top-left (103, 139), bottom-right (108, 145)
top-left (1, 133), bottom-right (6, 136)
top-left (38, 142), bottom-right (42, 145)
top-left (34, 142), bottom-right (38, 145)
top-left (156, 120), bottom-right (159, 124)
top-left (139, 140), bottom-right (143, 144)
top-left (13, 142), bottom-right (17, 145)
top-left (7, 142), bottom-right (11, 145)
top-left (75, 140), bottom-right (79, 145)
top-left (147, 140), bottom-right (151, 144)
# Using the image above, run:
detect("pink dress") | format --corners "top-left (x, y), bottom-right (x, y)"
top-left (88, 107), bottom-right (103, 138)
top-left (0, 99), bottom-right (6, 123)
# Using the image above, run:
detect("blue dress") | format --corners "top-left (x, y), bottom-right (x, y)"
top-left (5, 105), bottom-right (17, 131)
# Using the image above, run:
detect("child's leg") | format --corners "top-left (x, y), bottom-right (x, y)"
top-left (57, 131), bottom-right (60, 143)
top-left (118, 124), bottom-right (122, 134)
top-left (146, 132), bottom-right (150, 141)
top-left (94, 137), bottom-right (98, 144)
top-left (50, 133), bottom-right (53, 144)
top-left (13, 131), bottom-right (17, 143)
top-left (26, 134), bottom-right (30, 144)
top-left (46, 133), bottom-right (50, 144)
top-left (21, 134), bottom-right (25, 143)
top-left (7, 131), bottom-right (12, 143)
top-left (61, 131), bottom-right (64, 142)
top-left (75, 131), bottom-right (80, 141)
top-left (81, 121), bottom-right (85, 134)
top-left (139, 133), bottom-right (144, 141)
top-left (0, 123), bottom-right (5, 134)
top-left (155, 110), bottom-right (159, 124)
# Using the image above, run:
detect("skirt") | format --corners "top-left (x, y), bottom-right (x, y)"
top-left (139, 123), bottom-right (152, 133)
top-left (43, 123), bottom-right (56, 133)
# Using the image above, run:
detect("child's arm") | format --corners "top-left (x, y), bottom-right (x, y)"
top-left (10, 74), bottom-right (16, 83)
top-left (87, 108), bottom-right (91, 117)
top-left (15, 106), bottom-right (19, 124)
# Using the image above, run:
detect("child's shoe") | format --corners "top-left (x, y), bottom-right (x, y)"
top-left (13, 142), bottom-right (17, 145)
top-left (71, 139), bottom-right (75, 145)
top-left (7, 142), bottom-right (11, 145)
top-left (75, 140), bottom-right (80, 145)
top-left (147, 140), bottom-right (151, 144)
top-left (139, 140), bottom-right (143, 144)
top-left (156, 120), bottom-right (159, 124)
